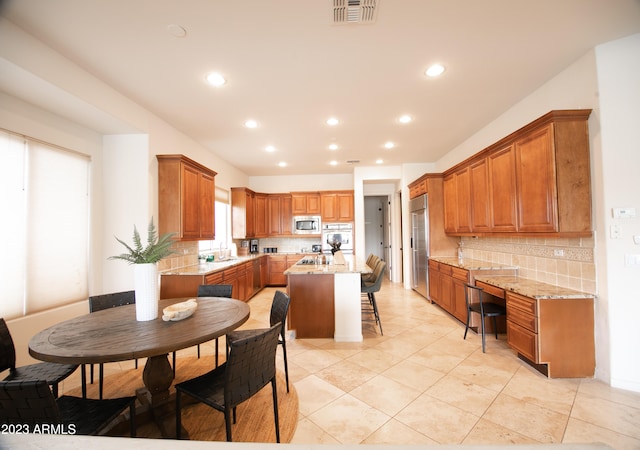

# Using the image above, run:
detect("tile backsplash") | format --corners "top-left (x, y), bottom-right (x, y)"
top-left (158, 240), bottom-right (199, 273)
top-left (460, 235), bottom-right (596, 294)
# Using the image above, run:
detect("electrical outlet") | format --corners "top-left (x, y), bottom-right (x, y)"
top-left (625, 254), bottom-right (640, 267)
top-left (610, 224), bottom-right (622, 239)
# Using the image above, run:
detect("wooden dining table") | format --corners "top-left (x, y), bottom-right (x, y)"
top-left (29, 297), bottom-right (250, 436)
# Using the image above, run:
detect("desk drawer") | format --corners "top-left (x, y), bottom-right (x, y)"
top-left (451, 267), bottom-right (468, 281)
top-left (506, 292), bottom-right (537, 315)
top-left (507, 304), bottom-right (537, 333)
top-left (507, 320), bottom-right (538, 362)
top-left (475, 281), bottom-right (505, 299)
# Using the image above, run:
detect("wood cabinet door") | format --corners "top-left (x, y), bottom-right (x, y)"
top-left (515, 124), bottom-right (558, 232)
top-left (291, 194), bottom-right (307, 215)
top-left (336, 192), bottom-right (354, 222)
top-left (280, 195), bottom-right (292, 234)
top-left (199, 171), bottom-right (215, 239)
top-left (454, 167), bottom-right (472, 233)
top-left (245, 190), bottom-right (255, 238)
top-left (321, 193), bottom-right (338, 222)
top-left (428, 266), bottom-right (440, 303)
top-left (181, 163), bottom-right (201, 239)
top-left (443, 174), bottom-right (457, 233)
top-left (254, 194), bottom-right (268, 237)
top-left (306, 193), bottom-right (321, 215)
top-left (452, 277), bottom-right (468, 323)
top-left (439, 273), bottom-right (453, 313)
top-left (469, 159), bottom-right (491, 232)
top-left (267, 196), bottom-right (281, 236)
top-left (488, 145), bottom-right (518, 232)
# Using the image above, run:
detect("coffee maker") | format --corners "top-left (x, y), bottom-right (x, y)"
top-left (250, 239), bottom-right (259, 254)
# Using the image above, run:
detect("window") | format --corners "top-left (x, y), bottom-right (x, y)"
top-left (199, 188), bottom-right (232, 252)
top-left (0, 130), bottom-right (90, 320)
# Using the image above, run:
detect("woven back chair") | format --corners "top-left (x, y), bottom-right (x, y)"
top-left (0, 318), bottom-right (77, 398)
top-left (361, 260), bottom-right (386, 335)
top-left (175, 323), bottom-right (281, 442)
top-left (269, 290), bottom-right (291, 392)
top-left (197, 284), bottom-right (234, 367)
top-left (86, 291), bottom-right (136, 399)
top-left (0, 380), bottom-right (136, 436)
top-left (463, 284), bottom-right (507, 353)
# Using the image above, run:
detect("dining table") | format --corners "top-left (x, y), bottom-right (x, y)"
top-left (28, 296), bottom-right (250, 436)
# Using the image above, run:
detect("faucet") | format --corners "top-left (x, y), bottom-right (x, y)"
top-left (219, 242), bottom-right (228, 260)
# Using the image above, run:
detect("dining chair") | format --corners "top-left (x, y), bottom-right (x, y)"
top-left (270, 290), bottom-right (291, 393)
top-left (0, 318), bottom-right (77, 399)
top-left (361, 260), bottom-right (386, 335)
top-left (175, 323), bottom-right (281, 442)
top-left (0, 380), bottom-right (136, 436)
top-left (197, 284), bottom-right (233, 368)
top-left (463, 283), bottom-right (507, 353)
top-left (87, 291), bottom-right (138, 399)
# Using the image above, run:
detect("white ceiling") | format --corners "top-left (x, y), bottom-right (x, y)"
top-left (2, 0), bottom-right (640, 176)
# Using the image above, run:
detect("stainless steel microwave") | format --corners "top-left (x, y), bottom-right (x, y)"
top-left (293, 216), bottom-right (321, 234)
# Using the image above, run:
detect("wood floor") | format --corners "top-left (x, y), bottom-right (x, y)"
top-left (66, 355), bottom-right (298, 443)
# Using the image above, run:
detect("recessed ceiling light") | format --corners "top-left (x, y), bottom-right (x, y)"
top-left (278, 162), bottom-right (287, 167)
top-left (398, 115), bottom-right (413, 124)
top-left (425, 64), bottom-right (445, 77)
top-left (326, 117), bottom-right (339, 126)
top-left (244, 119), bottom-right (258, 128)
top-left (265, 145), bottom-right (276, 152)
top-left (206, 72), bottom-right (226, 87)
top-left (330, 160), bottom-right (338, 166)
top-left (384, 141), bottom-right (395, 149)
top-left (376, 159), bottom-right (384, 164)
top-left (329, 144), bottom-right (339, 150)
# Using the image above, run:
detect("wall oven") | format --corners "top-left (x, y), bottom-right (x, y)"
top-left (322, 223), bottom-right (353, 254)
top-left (293, 216), bottom-right (321, 234)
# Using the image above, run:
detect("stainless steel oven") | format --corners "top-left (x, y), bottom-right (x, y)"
top-left (322, 223), bottom-right (353, 254)
top-left (293, 216), bottom-right (321, 234)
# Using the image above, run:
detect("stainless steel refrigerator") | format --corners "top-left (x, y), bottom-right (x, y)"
top-left (410, 194), bottom-right (429, 298)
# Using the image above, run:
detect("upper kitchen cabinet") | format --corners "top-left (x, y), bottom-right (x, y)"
top-left (267, 194), bottom-right (292, 236)
top-left (443, 110), bottom-right (592, 237)
top-left (321, 190), bottom-right (354, 223)
top-left (291, 192), bottom-right (321, 215)
top-left (157, 155), bottom-right (217, 240)
top-left (231, 187), bottom-right (256, 239)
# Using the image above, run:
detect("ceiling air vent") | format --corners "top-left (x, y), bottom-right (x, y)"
top-left (333, 0), bottom-right (378, 24)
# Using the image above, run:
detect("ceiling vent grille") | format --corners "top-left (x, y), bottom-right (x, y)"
top-left (333, 0), bottom-right (378, 24)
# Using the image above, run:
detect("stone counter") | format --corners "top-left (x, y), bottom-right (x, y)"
top-left (284, 255), bottom-right (372, 275)
top-left (428, 256), bottom-right (517, 271)
top-left (474, 275), bottom-right (595, 299)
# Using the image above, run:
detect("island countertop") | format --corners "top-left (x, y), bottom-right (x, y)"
top-left (284, 254), bottom-right (372, 275)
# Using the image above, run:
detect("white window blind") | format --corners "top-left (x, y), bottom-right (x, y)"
top-left (0, 130), bottom-right (90, 319)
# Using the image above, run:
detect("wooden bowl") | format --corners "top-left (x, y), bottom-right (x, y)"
top-left (162, 299), bottom-right (198, 321)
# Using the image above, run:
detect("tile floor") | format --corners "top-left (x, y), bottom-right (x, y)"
top-left (60, 280), bottom-right (640, 448)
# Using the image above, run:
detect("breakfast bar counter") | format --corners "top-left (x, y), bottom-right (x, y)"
top-left (285, 255), bottom-right (372, 341)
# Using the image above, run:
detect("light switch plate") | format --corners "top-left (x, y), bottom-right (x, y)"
top-left (613, 207), bottom-right (637, 218)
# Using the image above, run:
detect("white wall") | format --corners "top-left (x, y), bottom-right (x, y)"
top-left (594, 33), bottom-right (640, 391)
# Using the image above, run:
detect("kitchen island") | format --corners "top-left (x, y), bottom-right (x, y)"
top-left (284, 255), bottom-right (372, 342)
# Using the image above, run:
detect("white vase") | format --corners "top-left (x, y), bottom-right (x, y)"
top-left (134, 263), bottom-right (159, 321)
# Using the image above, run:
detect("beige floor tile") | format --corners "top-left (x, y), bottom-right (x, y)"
top-left (350, 374), bottom-right (422, 416)
top-left (294, 374), bottom-right (346, 417)
top-left (307, 393), bottom-right (390, 444)
top-left (448, 349), bottom-right (520, 392)
top-left (346, 347), bottom-right (403, 373)
top-left (381, 358), bottom-right (445, 392)
top-left (362, 418), bottom-right (438, 445)
top-left (407, 342), bottom-right (466, 373)
top-left (463, 418), bottom-right (539, 445)
top-left (571, 391), bottom-right (640, 439)
top-left (425, 374), bottom-right (499, 417)
top-left (395, 393), bottom-right (480, 444)
top-left (578, 378), bottom-right (640, 410)
top-left (290, 417), bottom-right (341, 445)
top-left (483, 393), bottom-right (568, 443)
top-left (292, 347), bottom-right (344, 373)
top-left (563, 417), bottom-right (640, 450)
top-left (316, 359), bottom-right (377, 392)
top-left (501, 366), bottom-right (580, 415)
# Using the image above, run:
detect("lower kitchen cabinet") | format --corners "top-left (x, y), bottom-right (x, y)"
top-left (504, 290), bottom-right (594, 378)
top-left (428, 260), bottom-right (466, 320)
top-left (267, 255), bottom-right (289, 286)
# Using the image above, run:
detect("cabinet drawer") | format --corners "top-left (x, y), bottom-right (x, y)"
top-left (223, 267), bottom-right (238, 279)
top-left (451, 267), bottom-right (468, 281)
top-left (439, 264), bottom-right (452, 276)
top-left (507, 320), bottom-right (538, 362)
top-left (506, 292), bottom-right (537, 315)
top-left (507, 304), bottom-right (537, 332)
top-left (475, 281), bottom-right (505, 299)
top-left (428, 260), bottom-right (439, 271)
top-left (205, 272), bottom-right (224, 285)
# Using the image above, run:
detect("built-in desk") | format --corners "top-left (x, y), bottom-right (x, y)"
top-left (474, 275), bottom-right (595, 378)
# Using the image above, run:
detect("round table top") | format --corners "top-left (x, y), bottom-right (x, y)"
top-left (29, 297), bottom-right (250, 365)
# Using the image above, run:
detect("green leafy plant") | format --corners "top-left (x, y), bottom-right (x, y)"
top-left (109, 218), bottom-right (177, 264)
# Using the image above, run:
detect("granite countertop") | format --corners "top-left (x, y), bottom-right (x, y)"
top-left (429, 256), bottom-right (517, 271)
top-left (161, 254), bottom-right (267, 276)
top-left (474, 275), bottom-right (595, 299)
top-left (284, 254), bottom-right (372, 275)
